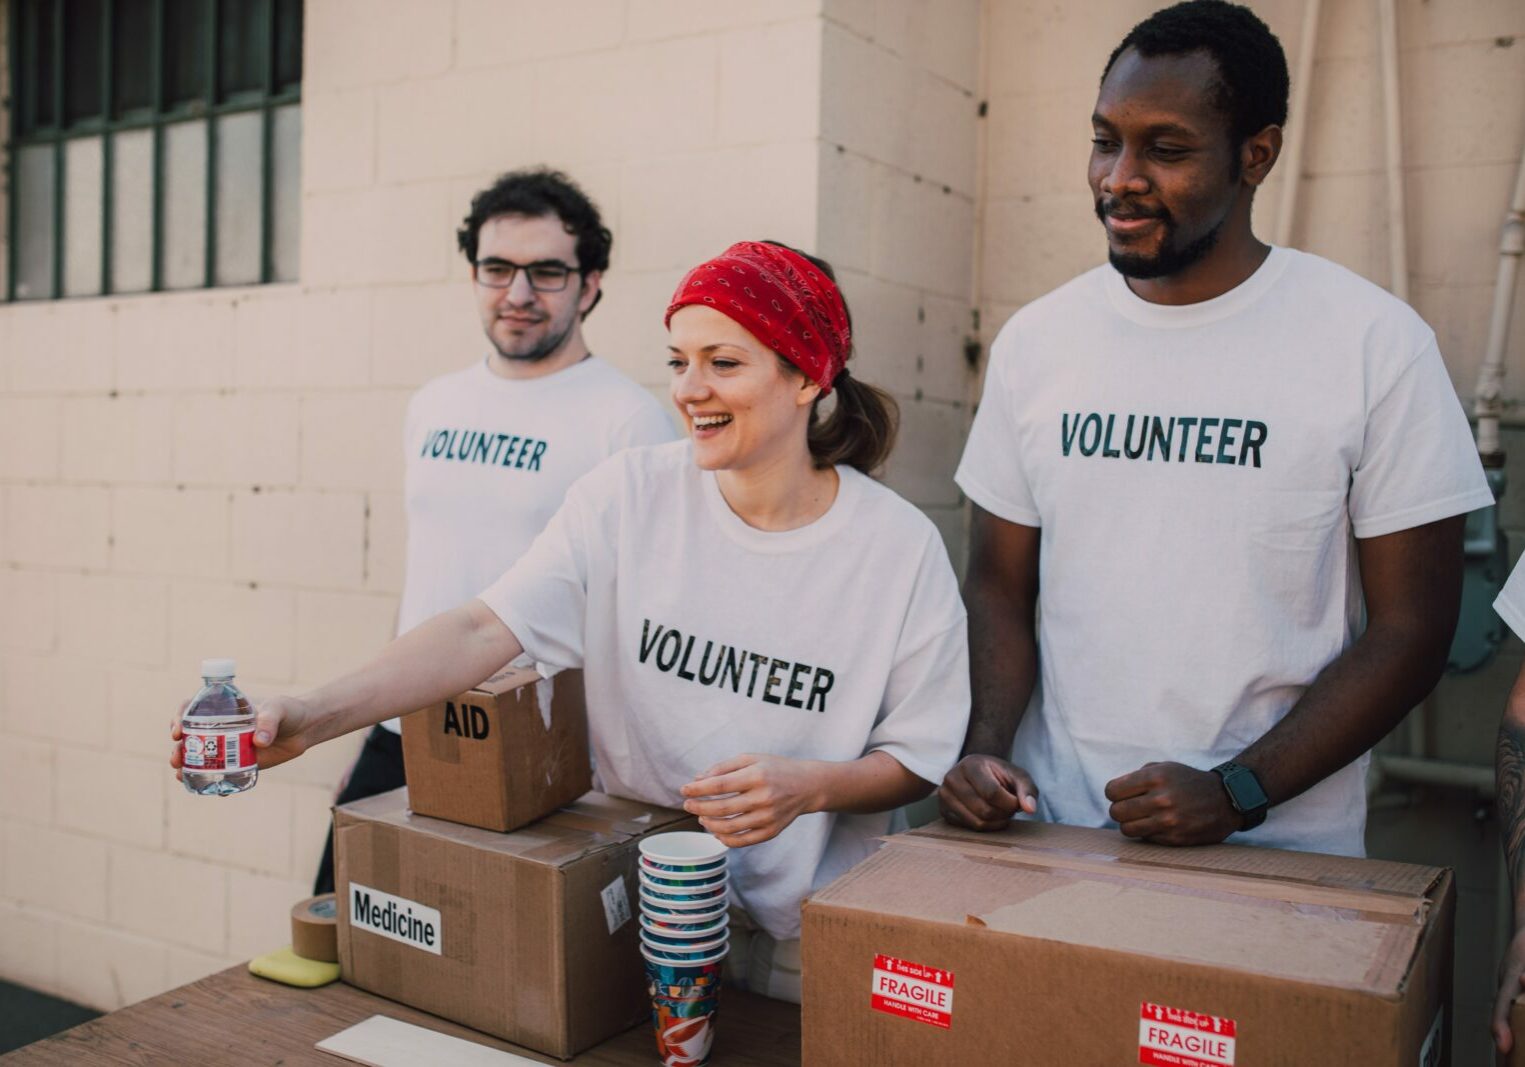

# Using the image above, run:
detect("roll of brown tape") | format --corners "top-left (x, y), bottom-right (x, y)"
top-left (291, 893), bottom-right (338, 963)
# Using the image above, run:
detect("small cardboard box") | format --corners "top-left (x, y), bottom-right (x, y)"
top-left (1511, 996), bottom-right (1525, 1066)
top-left (803, 821), bottom-right (1453, 1066)
top-left (400, 664), bottom-right (591, 832)
top-left (335, 787), bottom-right (697, 1060)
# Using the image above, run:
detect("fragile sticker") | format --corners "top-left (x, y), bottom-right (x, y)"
top-left (871, 954), bottom-right (953, 1029)
top-left (1139, 1002), bottom-right (1236, 1067)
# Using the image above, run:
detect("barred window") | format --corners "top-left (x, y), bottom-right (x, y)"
top-left (6, 0), bottom-right (302, 300)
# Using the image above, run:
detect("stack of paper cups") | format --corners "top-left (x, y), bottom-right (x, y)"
top-left (637, 832), bottom-right (729, 1066)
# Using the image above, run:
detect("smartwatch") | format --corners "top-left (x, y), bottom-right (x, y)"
top-left (1211, 761), bottom-right (1269, 831)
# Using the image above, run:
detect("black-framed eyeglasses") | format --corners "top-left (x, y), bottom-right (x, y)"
top-left (472, 258), bottom-right (582, 292)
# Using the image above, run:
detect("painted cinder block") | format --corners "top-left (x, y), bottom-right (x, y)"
top-left (56, 572), bottom-right (170, 668)
top-left (0, 900), bottom-right (57, 995)
top-left (7, 299), bottom-right (116, 395)
top-left (582, 268), bottom-right (686, 387)
top-left (0, 653), bottom-right (110, 744)
top-left (112, 486), bottom-right (231, 579)
top-left (0, 569), bottom-right (56, 654)
top-left (377, 68), bottom-right (541, 185)
top-left (294, 590), bottom-right (398, 680)
top-left (230, 489), bottom-right (367, 589)
top-left (225, 869), bottom-right (315, 960)
top-left (108, 842), bottom-right (226, 950)
top-left (0, 397), bottom-right (61, 479)
top-left (54, 748), bottom-right (167, 851)
top-left (2, 822), bottom-right (110, 922)
top-left (457, 0), bottom-right (627, 68)
top-left (61, 395), bottom-right (176, 484)
top-left (301, 85), bottom-right (378, 194)
top-left (289, 779), bottom-right (348, 883)
top-left (165, 946), bottom-right (238, 990)
top-left (1410, 161), bottom-right (1523, 289)
top-left (369, 282), bottom-right (482, 389)
top-left (114, 296), bottom-right (237, 393)
top-left (363, 490), bottom-right (407, 595)
top-left (108, 666), bottom-right (188, 760)
top-left (868, 169), bottom-right (975, 299)
top-left (0, 736), bottom-right (56, 824)
top-left (167, 580), bottom-right (298, 683)
top-left (879, 395), bottom-right (968, 510)
top-left (980, 190), bottom-right (1102, 308)
top-left (983, 88), bottom-right (1098, 202)
top-left (719, 19), bottom-right (824, 147)
top-left (293, 287), bottom-right (377, 390)
top-left (167, 778), bottom-right (294, 876)
top-left (303, 184), bottom-right (455, 287)
top-left (298, 390), bottom-right (410, 493)
top-left (53, 919), bottom-right (169, 1011)
top-left (3, 485), bottom-right (111, 569)
top-left (304, 0), bottom-right (452, 91)
top-left (231, 288), bottom-right (301, 390)
top-left (173, 393), bottom-right (302, 488)
top-left (625, 0), bottom-right (820, 43)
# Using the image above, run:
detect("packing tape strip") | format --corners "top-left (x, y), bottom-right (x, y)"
top-left (291, 893), bottom-right (339, 963)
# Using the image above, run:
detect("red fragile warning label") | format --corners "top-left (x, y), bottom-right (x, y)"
top-left (1138, 1001), bottom-right (1236, 1067)
top-left (871, 954), bottom-right (954, 1029)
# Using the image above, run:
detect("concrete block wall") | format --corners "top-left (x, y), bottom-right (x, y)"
top-left (0, 0), bottom-right (830, 1012)
top-left (818, 0), bottom-right (983, 573)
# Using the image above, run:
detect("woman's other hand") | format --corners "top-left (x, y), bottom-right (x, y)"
top-left (680, 753), bottom-right (827, 847)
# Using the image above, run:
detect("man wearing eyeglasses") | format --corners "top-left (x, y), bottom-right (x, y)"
top-left (313, 167), bottom-right (675, 894)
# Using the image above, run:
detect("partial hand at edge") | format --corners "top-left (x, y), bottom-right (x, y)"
top-left (937, 753), bottom-right (1038, 831)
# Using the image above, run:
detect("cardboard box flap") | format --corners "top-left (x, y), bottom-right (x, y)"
top-left (810, 828), bottom-right (1438, 996)
top-left (900, 821), bottom-right (1444, 907)
top-left (339, 787), bottom-right (688, 868)
top-left (473, 664), bottom-right (543, 697)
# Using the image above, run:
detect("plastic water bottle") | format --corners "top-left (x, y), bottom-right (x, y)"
top-left (181, 659), bottom-right (258, 797)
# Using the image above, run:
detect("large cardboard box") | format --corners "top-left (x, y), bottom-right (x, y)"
top-left (335, 787), bottom-right (697, 1059)
top-left (803, 821), bottom-right (1453, 1065)
top-left (400, 664), bottom-right (591, 832)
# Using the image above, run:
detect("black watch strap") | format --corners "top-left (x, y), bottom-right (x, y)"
top-left (1212, 761), bottom-right (1269, 831)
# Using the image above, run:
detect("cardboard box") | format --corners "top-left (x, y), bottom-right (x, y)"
top-left (334, 787), bottom-right (697, 1059)
top-left (401, 665), bottom-right (590, 832)
top-left (803, 821), bottom-right (1453, 1066)
top-left (1511, 996), bottom-right (1525, 1066)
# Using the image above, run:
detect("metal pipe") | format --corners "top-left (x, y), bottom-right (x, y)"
top-left (1273, 0), bottom-right (1321, 248)
top-left (1372, 754), bottom-right (1495, 797)
top-left (1473, 137), bottom-right (1525, 461)
top-left (1375, 0), bottom-right (1409, 302)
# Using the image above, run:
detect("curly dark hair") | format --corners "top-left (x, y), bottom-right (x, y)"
top-left (1102, 1), bottom-right (1289, 147)
top-left (456, 167), bottom-right (613, 292)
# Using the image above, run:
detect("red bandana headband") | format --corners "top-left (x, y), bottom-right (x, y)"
top-left (664, 241), bottom-right (852, 395)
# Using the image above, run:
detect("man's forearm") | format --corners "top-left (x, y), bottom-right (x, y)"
top-left (1236, 618), bottom-right (1448, 807)
top-left (1499, 707), bottom-right (1525, 932)
top-left (962, 584), bottom-right (1038, 758)
top-left (305, 599), bottom-right (522, 745)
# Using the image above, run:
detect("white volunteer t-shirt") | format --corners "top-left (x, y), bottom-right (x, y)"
top-left (956, 247), bottom-right (1491, 856)
top-left (479, 441), bottom-right (969, 940)
top-left (382, 355), bottom-right (676, 732)
top-left (1495, 564), bottom-right (1525, 641)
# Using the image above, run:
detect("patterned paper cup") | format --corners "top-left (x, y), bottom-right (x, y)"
top-left (639, 865), bottom-right (728, 888)
top-left (640, 931), bottom-right (730, 961)
top-left (640, 914), bottom-right (731, 941)
top-left (644, 953), bottom-right (724, 1067)
top-left (639, 831), bottom-right (729, 871)
top-left (640, 857), bottom-right (727, 880)
top-left (640, 888), bottom-right (730, 913)
top-left (639, 872), bottom-right (728, 902)
top-left (640, 903), bottom-right (731, 927)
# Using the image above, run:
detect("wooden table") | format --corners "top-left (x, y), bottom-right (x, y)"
top-left (1, 966), bottom-right (801, 1066)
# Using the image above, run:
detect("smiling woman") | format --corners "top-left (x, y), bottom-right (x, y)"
top-left (177, 237), bottom-right (971, 1005)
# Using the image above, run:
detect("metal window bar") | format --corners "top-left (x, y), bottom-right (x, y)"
top-left (4, 0), bottom-right (301, 301)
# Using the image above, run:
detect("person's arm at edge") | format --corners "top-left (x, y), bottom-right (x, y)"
top-left (172, 598), bottom-right (522, 772)
top-left (1106, 515), bottom-right (1464, 843)
top-left (1493, 662), bottom-right (1525, 1053)
top-left (936, 505), bottom-right (1042, 830)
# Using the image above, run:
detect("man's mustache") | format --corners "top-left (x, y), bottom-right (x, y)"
top-left (1094, 199), bottom-right (1169, 222)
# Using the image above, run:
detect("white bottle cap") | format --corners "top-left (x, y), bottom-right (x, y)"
top-left (200, 658), bottom-right (237, 679)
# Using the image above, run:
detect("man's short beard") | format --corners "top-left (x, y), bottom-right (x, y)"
top-left (491, 313), bottom-right (577, 363)
top-left (1107, 218), bottom-right (1224, 280)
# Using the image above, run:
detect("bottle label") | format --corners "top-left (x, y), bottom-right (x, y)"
top-left (183, 729), bottom-right (256, 771)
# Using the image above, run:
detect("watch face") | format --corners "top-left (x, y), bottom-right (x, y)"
top-left (1226, 768), bottom-right (1268, 811)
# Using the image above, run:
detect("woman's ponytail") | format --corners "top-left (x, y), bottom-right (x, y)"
top-left (807, 369), bottom-right (899, 475)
